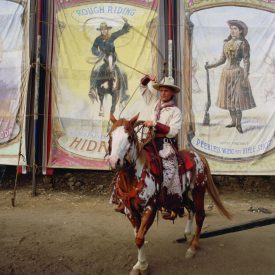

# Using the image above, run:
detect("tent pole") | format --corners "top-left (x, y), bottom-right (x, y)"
top-left (32, 0), bottom-right (42, 196)
top-left (167, 0), bottom-right (173, 78)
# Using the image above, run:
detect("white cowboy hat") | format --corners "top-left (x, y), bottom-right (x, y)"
top-left (152, 76), bottom-right (181, 93)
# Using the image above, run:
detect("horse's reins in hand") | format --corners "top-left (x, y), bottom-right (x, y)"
top-left (134, 121), bottom-right (156, 146)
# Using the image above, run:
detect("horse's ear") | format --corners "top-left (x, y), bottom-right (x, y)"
top-left (110, 113), bottom-right (117, 124)
top-left (130, 113), bottom-right (139, 125)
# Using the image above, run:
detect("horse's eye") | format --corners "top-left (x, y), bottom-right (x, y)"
top-left (128, 136), bottom-right (132, 142)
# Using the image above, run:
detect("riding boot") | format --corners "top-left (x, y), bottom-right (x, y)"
top-left (236, 110), bottom-right (243, 134)
top-left (226, 110), bottom-right (236, 127)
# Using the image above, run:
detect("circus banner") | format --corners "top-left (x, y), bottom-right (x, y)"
top-left (183, 0), bottom-right (275, 174)
top-left (48, 0), bottom-right (159, 169)
top-left (0, 0), bottom-right (29, 166)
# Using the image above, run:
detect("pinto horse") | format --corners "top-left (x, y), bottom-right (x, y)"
top-left (106, 114), bottom-right (231, 275)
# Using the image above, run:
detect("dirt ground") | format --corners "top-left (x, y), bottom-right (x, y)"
top-left (0, 169), bottom-right (275, 275)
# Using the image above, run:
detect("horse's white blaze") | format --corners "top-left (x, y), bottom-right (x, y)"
top-left (108, 126), bottom-right (130, 168)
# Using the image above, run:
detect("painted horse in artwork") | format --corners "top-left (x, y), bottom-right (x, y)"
top-left (89, 45), bottom-right (128, 118)
top-left (106, 114), bottom-right (231, 275)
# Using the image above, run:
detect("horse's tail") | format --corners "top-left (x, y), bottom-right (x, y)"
top-left (200, 154), bottom-right (232, 220)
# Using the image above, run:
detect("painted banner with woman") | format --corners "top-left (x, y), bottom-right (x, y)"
top-left (0, 0), bottom-right (29, 166)
top-left (48, 0), bottom-right (158, 169)
top-left (185, 0), bottom-right (275, 174)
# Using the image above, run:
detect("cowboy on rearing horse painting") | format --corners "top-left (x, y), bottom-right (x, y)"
top-left (88, 18), bottom-right (130, 117)
top-left (106, 75), bottom-right (231, 274)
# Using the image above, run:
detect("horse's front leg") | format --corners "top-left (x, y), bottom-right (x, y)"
top-left (184, 210), bottom-right (194, 236)
top-left (130, 246), bottom-right (149, 275)
top-left (182, 190), bottom-right (195, 239)
top-left (130, 205), bottom-right (156, 275)
top-left (98, 90), bottom-right (104, 117)
top-left (110, 89), bottom-right (119, 114)
top-left (186, 185), bottom-right (206, 259)
top-left (124, 211), bottom-right (146, 275)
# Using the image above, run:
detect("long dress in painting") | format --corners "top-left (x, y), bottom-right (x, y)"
top-left (210, 38), bottom-right (256, 110)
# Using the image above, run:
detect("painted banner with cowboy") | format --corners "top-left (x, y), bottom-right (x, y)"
top-left (184, 0), bottom-right (275, 174)
top-left (48, 0), bottom-right (158, 169)
top-left (0, 0), bottom-right (29, 166)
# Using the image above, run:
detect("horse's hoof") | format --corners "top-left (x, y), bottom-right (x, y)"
top-left (184, 233), bottom-right (194, 243)
top-left (129, 266), bottom-right (150, 275)
top-left (185, 247), bottom-right (196, 259)
top-left (130, 268), bottom-right (140, 275)
top-left (140, 266), bottom-right (150, 275)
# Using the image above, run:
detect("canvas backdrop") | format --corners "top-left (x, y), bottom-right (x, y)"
top-left (0, 0), bottom-right (29, 166)
top-left (48, 0), bottom-right (159, 169)
top-left (184, 0), bottom-right (275, 174)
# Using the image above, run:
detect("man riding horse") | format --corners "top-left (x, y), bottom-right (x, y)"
top-left (115, 75), bottom-right (194, 220)
top-left (89, 18), bottom-right (130, 105)
top-left (142, 75), bottom-right (194, 220)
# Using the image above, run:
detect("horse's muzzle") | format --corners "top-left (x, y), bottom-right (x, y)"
top-left (106, 155), bottom-right (121, 170)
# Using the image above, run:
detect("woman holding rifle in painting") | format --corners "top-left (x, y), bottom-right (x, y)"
top-left (205, 20), bottom-right (256, 134)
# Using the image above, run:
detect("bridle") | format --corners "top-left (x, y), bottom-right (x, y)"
top-left (106, 120), bottom-right (152, 170)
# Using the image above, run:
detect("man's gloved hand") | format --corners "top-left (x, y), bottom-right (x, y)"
top-left (140, 75), bottom-right (151, 86)
top-left (140, 74), bottom-right (157, 86)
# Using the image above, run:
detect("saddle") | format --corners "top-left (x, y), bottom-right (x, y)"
top-left (178, 149), bottom-right (195, 174)
top-left (113, 141), bottom-right (196, 217)
top-left (143, 142), bottom-right (195, 180)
